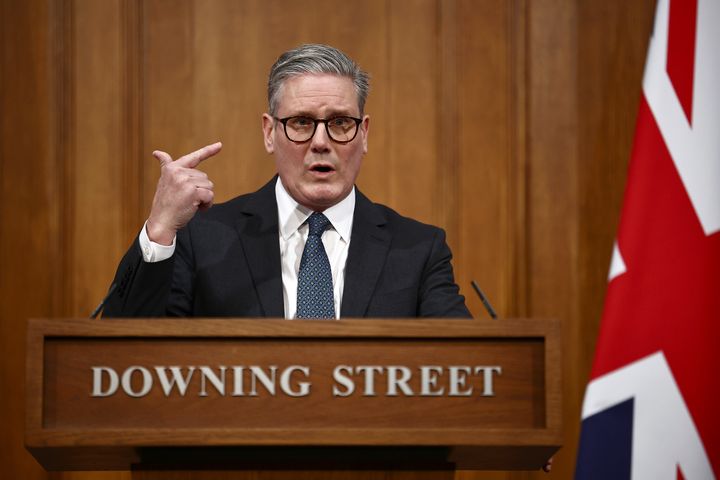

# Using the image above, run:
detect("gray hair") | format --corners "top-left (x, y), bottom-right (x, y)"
top-left (267, 44), bottom-right (370, 116)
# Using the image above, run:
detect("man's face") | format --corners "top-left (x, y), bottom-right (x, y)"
top-left (262, 74), bottom-right (369, 211)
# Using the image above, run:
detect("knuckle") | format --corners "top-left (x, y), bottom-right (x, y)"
top-left (175, 173), bottom-right (191, 186)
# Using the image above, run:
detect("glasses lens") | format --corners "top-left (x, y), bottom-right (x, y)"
top-left (326, 117), bottom-right (358, 142)
top-left (282, 116), bottom-right (359, 143)
top-left (285, 117), bottom-right (316, 142)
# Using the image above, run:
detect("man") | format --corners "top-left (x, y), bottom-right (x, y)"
top-left (104, 44), bottom-right (470, 319)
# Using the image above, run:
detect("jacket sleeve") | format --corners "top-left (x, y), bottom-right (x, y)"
top-left (417, 228), bottom-right (473, 318)
top-left (102, 231), bottom-right (194, 317)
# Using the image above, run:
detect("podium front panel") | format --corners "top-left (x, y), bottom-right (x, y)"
top-left (26, 318), bottom-right (561, 470)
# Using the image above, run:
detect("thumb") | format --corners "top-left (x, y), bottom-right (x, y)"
top-left (152, 150), bottom-right (173, 167)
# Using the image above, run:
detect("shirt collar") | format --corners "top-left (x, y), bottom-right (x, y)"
top-left (275, 177), bottom-right (355, 242)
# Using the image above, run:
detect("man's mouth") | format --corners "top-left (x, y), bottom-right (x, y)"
top-left (309, 164), bottom-right (335, 174)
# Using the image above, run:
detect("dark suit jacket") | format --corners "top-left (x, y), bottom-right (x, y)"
top-left (104, 177), bottom-right (470, 318)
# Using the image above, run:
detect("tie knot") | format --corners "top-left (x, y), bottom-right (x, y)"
top-left (306, 212), bottom-right (331, 237)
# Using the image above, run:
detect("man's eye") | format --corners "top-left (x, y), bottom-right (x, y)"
top-left (289, 117), bottom-right (313, 127)
top-left (330, 117), bottom-right (352, 127)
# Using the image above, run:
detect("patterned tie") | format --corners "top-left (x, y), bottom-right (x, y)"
top-left (296, 212), bottom-right (335, 319)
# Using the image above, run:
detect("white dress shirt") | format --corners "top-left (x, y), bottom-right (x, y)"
top-left (138, 178), bottom-right (355, 319)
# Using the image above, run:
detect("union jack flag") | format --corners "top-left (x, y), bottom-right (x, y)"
top-left (575, 0), bottom-right (719, 478)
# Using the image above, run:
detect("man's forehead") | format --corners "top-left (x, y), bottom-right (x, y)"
top-left (277, 74), bottom-right (359, 114)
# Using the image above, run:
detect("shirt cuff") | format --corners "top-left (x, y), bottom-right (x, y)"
top-left (138, 220), bottom-right (176, 263)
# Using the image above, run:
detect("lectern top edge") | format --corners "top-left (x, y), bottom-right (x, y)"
top-left (27, 317), bottom-right (560, 339)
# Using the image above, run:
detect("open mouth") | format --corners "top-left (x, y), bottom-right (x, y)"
top-left (310, 164), bottom-right (335, 173)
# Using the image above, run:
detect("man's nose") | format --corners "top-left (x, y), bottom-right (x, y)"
top-left (310, 122), bottom-right (331, 152)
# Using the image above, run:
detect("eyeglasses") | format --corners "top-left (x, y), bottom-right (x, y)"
top-left (274, 116), bottom-right (362, 143)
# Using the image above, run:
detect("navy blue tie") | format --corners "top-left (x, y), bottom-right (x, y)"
top-left (296, 212), bottom-right (335, 319)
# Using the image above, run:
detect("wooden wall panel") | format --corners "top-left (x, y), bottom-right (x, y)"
top-left (69, 0), bottom-right (130, 315)
top-left (385, 0), bottom-right (439, 224)
top-left (141, 0), bottom-right (391, 212)
top-left (55, 3), bottom-right (140, 477)
top-left (526, 1), bottom-right (580, 478)
top-left (0, 1), bottom-right (658, 479)
top-left (456, 0), bottom-right (516, 320)
top-left (0, 0), bottom-right (60, 479)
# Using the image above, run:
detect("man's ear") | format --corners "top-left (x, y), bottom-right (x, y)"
top-left (262, 113), bottom-right (275, 153)
top-left (361, 115), bottom-right (370, 154)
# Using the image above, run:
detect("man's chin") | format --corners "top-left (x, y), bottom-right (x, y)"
top-left (298, 186), bottom-right (347, 211)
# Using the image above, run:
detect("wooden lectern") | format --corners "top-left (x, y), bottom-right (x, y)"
top-left (26, 318), bottom-right (561, 478)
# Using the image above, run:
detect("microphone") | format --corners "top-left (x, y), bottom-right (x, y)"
top-left (470, 280), bottom-right (498, 319)
top-left (89, 283), bottom-right (117, 319)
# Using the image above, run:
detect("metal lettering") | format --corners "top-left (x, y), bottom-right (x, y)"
top-left (280, 365), bottom-right (310, 397)
top-left (249, 366), bottom-right (277, 396)
top-left (448, 366), bottom-right (473, 396)
top-left (419, 365), bottom-right (445, 396)
top-left (332, 365), bottom-right (355, 397)
top-left (386, 366), bottom-right (413, 396)
top-left (91, 366), bottom-right (119, 397)
top-left (120, 366), bottom-right (152, 398)
top-left (154, 366), bottom-right (196, 397)
top-left (475, 366), bottom-right (502, 397)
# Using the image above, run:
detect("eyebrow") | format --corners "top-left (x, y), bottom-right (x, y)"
top-left (286, 109), bottom-right (359, 118)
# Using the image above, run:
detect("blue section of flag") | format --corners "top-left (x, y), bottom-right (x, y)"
top-left (575, 398), bottom-right (634, 479)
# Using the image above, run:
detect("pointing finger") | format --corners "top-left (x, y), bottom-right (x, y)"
top-left (153, 150), bottom-right (173, 167)
top-left (175, 142), bottom-right (223, 169)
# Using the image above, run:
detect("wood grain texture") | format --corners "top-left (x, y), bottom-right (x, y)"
top-left (0, 0), bottom-right (659, 478)
top-left (27, 318), bottom-right (560, 472)
top-left (454, 0), bottom-right (515, 320)
top-left (1, 0), bottom-right (61, 479)
top-left (525, 1), bottom-right (580, 479)
top-left (70, 0), bottom-right (127, 314)
top-left (41, 341), bottom-right (543, 431)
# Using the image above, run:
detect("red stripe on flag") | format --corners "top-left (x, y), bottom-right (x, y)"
top-left (666, 0), bottom-right (698, 124)
top-left (677, 464), bottom-right (686, 480)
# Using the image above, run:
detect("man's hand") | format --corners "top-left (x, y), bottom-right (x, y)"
top-left (146, 142), bottom-right (222, 245)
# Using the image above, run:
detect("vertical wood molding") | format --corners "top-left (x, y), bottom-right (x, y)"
top-left (454, 0), bottom-right (515, 319)
top-left (70, 0), bottom-right (133, 314)
top-left (1, 0), bottom-right (60, 476)
top-left (57, 0), bottom-right (76, 317)
top-left (527, 0), bottom-right (580, 318)
top-left (386, 0), bottom-right (439, 223)
top-left (436, 0), bottom-right (460, 250)
top-left (508, 0), bottom-right (528, 318)
top-left (121, 0), bottom-right (144, 243)
top-left (527, 1), bottom-right (579, 478)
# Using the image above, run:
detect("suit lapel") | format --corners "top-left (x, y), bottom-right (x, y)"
top-left (235, 178), bottom-right (284, 317)
top-left (341, 190), bottom-right (390, 317)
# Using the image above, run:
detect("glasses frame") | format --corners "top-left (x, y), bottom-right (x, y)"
top-left (274, 115), bottom-right (363, 144)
